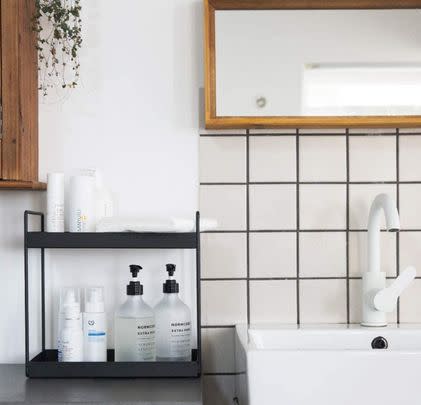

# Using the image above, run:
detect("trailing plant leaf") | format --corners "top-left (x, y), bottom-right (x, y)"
top-left (33, 0), bottom-right (82, 96)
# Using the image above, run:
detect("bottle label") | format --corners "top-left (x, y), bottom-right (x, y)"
top-left (60, 333), bottom-right (83, 362)
top-left (115, 317), bottom-right (156, 361)
top-left (82, 313), bottom-right (107, 361)
top-left (169, 320), bottom-right (191, 358)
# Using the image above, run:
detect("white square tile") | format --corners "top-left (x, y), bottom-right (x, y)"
top-left (398, 128), bottom-right (421, 134)
top-left (299, 232), bottom-right (346, 277)
top-left (201, 233), bottom-right (247, 279)
top-left (202, 328), bottom-right (235, 373)
top-left (249, 232), bottom-right (296, 278)
top-left (300, 185), bottom-right (346, 229)
top-left (400, 184), bottom-right (421, 229)
top-left (249, 136), bottom-right (296, 182)
top-left (349, 136), bottom-right (396, 181)
top-left (300, 136), bottom-right (346, 181)
top-left (399, 136), bottom-right (421, 181)
top-left (200, 185), bottom-right (246, 230)
top-left (300, 279), bottom-right (347, 323)
top-left (349, 231), bottom-right (396, 277)
top-left (349, 184), bottom-right (397, 229)
top-left (200, 137), bottom-right (246, 183)
top-left (201, 280), bottom-right (247, 326)
top-left (349, 279), bottom-right (397, 324)
top-left (249, 185), bottom-right (296, 230)
top-left (249, 129), bottom-right (296, 134)
top-left (400, 279), bottom-right (421, 322)
top-left (299, 129), bottom-right (346, 134)
top-left (399, 232), bottom-right (421, 272)
top-left (250, 280), bottom-right (297, 323)
top-left (348, 128), bottom-right (396, 134)
top-left (203, 375), bottom-right (235, 405)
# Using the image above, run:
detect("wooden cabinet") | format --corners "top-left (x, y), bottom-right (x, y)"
top-left (0, 0), bottom-right (45, 190)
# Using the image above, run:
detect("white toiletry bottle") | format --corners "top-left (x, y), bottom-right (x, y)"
top-left (154, 264), bottom-right (192, 361)
top-left (46, 172), bottom-right (65, 232)
top-left (83, 287), bottom-right (107, 362)
top-left (114, 265), bottom-right (156, 362)
top-left (58, 287), bottom-right (82, 361)
top-left (58, 289), bottom-right (83, 362)
top-left (79, 169), bottom-right (113, 227)
top-left (69, 175), bottom-right (96, 232)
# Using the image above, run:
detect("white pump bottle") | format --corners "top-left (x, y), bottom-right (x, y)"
top-left (154, 264), bottom-right (192, 361)
top-left (114, 265), bottom-right (156, 362)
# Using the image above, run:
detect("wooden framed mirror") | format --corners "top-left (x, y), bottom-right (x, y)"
top-left (204, 0), bottom-right (421, 128)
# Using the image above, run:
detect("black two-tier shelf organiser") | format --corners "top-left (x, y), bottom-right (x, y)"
top-left (24, 210), bottom-right (201, 378)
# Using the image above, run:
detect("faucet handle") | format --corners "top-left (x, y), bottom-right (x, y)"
top-left (374, 266), bottom-right (416, 312)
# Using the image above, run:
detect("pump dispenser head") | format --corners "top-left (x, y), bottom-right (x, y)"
top-left (127, 264), bottom-right (143, 295)
top-left (163, 263), bottom-right (179, 293)
top-left (85, 287), bottom-right (105, 313)
top-left (59, 287), bottom-right (81, 320)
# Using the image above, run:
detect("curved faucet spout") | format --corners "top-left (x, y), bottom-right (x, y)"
top-left (368, 193), bottom-right (400, 274)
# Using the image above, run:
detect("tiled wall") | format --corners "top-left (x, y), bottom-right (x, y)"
top-left (199, 128), bottom-right (421, 405)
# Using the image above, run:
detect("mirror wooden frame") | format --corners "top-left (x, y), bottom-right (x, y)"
top-left (204, 0), bottom-right (421, 129)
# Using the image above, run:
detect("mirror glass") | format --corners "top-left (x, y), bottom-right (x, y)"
top-left (215, 9), bottom-right (421, 117)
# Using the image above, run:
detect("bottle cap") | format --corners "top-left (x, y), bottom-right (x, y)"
top-left (127, 264), bottom-right (143, 295)
top-left (84, 287), bottom-right (105, 313)
top-left (163, 263), bottom-right (179, 294)
top-left (59, 287), bottom-right (81, 315)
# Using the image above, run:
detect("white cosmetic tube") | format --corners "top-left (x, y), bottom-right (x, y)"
top-left (69, 175), bottom-right (96, 232)
top-left (46, 173), bottom-right (65, 232)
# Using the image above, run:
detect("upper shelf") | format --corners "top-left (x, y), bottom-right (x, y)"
top-left (0, 181), bottom-right (46, 190)
top-left (25, 232), bottom-right (197, 249)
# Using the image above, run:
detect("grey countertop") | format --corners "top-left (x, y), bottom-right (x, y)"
top-left (0, 365), bottom-right (202, 404)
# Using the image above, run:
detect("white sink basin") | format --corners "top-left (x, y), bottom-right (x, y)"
top-left (235, 324), bottom-right (421, 405)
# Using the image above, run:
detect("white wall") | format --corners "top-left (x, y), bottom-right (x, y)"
top-left (0, 0), bottom-right (202, 363)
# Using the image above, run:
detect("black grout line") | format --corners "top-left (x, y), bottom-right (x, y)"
top-left (396, 128), bottom-right (401, 323)
top-left (200, 132), bottom-right (421, 137)
top-left (296, 129), bottom-right (300, 325)
top-left (346, 128), bottom-right (350, 324)
top-left (201, 276), bottom-right (413, 281)
top-left (200, 181), bottom-right (421, 186)
top-left (200, 132), bottom-right (421, 138)
top-left (246, 129), bottom-right (251, 326)
top-left (202, 228), bottom-right (421, 234)
top-left (202, 277), bottom-right (357, 281)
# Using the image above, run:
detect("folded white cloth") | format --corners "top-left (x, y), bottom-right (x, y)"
top-left (96, 217), bottom-right (218, 233)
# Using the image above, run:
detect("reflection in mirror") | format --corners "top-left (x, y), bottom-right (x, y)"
top-left (302, 64), bottom-right (421, 116)
top-left (215, 10), bottom-right (421, 117)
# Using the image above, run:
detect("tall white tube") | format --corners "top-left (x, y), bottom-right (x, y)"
top-left (69, 175), bottom-right (96, 232)
top-left (46, 173), bottom-right (65, 232)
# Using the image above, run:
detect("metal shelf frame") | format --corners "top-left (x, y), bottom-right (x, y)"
top-left (23, 210), bottom-right (201, 378)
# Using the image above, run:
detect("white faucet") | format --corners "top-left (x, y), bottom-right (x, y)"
top-left (361, 193), bottom-right (416, 327)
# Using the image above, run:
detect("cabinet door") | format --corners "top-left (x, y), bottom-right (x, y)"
top-left (0, 0), bottom-right (38, 182)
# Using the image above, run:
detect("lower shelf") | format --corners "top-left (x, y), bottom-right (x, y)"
top-left (27, 349), bottom-right (200, 378)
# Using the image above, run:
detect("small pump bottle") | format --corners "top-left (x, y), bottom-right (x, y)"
top-left (58, 288), bottom-right (83, 362)
top-left (114, 265), bottom-right (156, 362)
top-left (58, 287), bottom-right (82, 361)
top-left (83, 287), bottom-right (107, 362)
top-left (154, 264), bottom-right (192, 361)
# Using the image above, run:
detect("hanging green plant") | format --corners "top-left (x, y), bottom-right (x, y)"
top-left (33, 0), bottom-right (82, 96)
